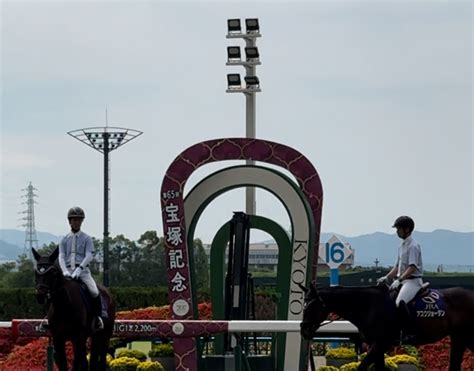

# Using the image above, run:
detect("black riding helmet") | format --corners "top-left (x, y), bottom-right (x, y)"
top-left (67, 206), bottom-right (85, 220)
top-left (392, 216), bottom-right (415, 232)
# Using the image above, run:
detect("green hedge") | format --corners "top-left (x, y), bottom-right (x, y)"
top-left (0, 287), bottom-right (212, 320)
top-left (0, 288), bottom-right (45, 320)
top-left (0, 287), bottom-right (167, 320)
top-left (109, 287), bottom-right (169, 312)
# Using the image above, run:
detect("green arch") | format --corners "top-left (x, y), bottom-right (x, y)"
top-left (210, 215), bottom-right (292, 368)
top-left (184, 165), bottom-right (315, 371)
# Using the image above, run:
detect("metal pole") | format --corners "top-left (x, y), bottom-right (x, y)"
top-left (245, 37), bottom-right (257, 216)
top-left (68, 126), bottom-right (142, 287)
top-left (103, 133), bottom-right (110, 287)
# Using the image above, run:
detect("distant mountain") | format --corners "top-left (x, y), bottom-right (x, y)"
top-left (0, 240), bottom-right (22, 261)
top-left (1, 229), bottom-right (472, 266)
top-left (326, 230), bottom-right (473, 266)
top-left (0, 229), bottom-right (62, 260)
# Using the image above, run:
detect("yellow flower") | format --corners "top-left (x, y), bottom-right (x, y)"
top-left (326, 347), bottom-right (357, 359)
top-left (137, 360), bottom-right (165, 371)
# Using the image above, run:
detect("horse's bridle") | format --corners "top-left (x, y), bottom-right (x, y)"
top-left (302, 290), bottom-right (332, 335)
top-left (35, 264), bottom-right (60, 300)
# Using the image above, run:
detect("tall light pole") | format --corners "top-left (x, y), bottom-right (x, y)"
top-left (226, 18), bottom-right (261, 215)
top-left (68, 122), bottom-right (142, 286)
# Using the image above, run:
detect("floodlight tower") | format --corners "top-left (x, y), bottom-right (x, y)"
top-left (68, 123), bottom-right (142, 286)
top-left (226, 18), bottom-right (261, 215)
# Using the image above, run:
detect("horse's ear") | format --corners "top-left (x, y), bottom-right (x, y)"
top-left (49, 246), bottom-right (59, 262)
top-left (297, 283), bottom-right (308, 293)
top-left (310, 282), bottom-right (318, 294)
top-left (32, 248), bottom-right (41, 262)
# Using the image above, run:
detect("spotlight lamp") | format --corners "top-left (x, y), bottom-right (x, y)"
top-left (227, 19), bottom-right (242, 34)
top-left (244, 75), bottom-right (260, 89)
top-left (227, 46), bottom-right (241, 62)
top-left (227, 73), bottom-right (242, 90)
top-left (245, 18), bottom-right (260, 34)
top-left (245, 46), bottom-right (259, 62)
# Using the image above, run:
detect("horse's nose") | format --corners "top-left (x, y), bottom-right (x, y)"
top-left (300, 324), bottom-right (313, 340)
top-left (36, 294), bottom-right (45, 304)
top-left (35, 289), bottom-right (46, 304)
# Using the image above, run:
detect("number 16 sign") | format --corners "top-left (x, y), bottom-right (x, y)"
top-left (318, 235), bottom-right (353, 285)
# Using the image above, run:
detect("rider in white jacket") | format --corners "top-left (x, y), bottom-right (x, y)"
top-left (58, 206), bottom-right (104, 332)
top-left (377, 216), bottom-right (423, 341)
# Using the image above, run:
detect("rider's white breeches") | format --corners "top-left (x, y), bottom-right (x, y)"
top-left (78, 269), bottom-right (99, 298)
top-left (396, 278), bottom-right (423, 306)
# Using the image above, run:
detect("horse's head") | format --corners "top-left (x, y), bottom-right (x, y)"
top-left (300, 282), bottom-right (329, 340)
top-left (32, 247), bottom-right (62, 304)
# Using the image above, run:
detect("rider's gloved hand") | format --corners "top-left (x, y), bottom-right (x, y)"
top-left (71, 266), bottom-right (83, 279)
top-left (389, 279), bottom-right (401, 291)
top-left (63, 270), bottom-right (72, 278)
top-left (376, 276), bottom-right (389, 285)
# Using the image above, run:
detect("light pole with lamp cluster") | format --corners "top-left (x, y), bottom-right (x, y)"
top-left (225, 18), bottom-right (261, 215)
top-left (68, 122), bottom-right (142, 286)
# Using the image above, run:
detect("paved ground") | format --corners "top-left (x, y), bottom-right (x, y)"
top-left (311, 356), bottom-right (326, 370)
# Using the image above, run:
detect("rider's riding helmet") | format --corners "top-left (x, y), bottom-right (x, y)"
top-left (392, 216), bottom-right (415, 232)
top-left (67, 206), bottom-right (85, 220)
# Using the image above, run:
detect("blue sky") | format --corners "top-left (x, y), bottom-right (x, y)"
top-left (1, 1), bottom-right (472, 243)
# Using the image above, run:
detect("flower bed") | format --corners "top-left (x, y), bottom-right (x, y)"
top-left (115, 302), bottom-right (212, 320)
top-left (1, 337), bottom-right (74, 370)
top-left (1, 302), bottom-right (212, 369)
top-left (417, 337), bottom-right (474, 370)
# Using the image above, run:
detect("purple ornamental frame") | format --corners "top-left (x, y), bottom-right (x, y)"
top-left (160, 138), bottom-right (323, 371)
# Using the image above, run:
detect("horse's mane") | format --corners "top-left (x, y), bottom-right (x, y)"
top-left (318, 285), bottom-right (387, 294)
top-left (316, 285), bottom-right (389, 314)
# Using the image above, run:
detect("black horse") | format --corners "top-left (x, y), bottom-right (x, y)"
top-left (33, 247), bottom-right (116, 371)
top-left (300, 282), bottom-right (474, 371)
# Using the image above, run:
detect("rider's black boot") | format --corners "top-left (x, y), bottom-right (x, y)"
top-left (92, 295), bottom-right (104, 332)
top-left (398, 301), bottom-right (417, 344)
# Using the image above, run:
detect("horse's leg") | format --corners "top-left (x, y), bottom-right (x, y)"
top-left (72, 337), bottom-right (89, 371)
top-left (358, 343), bottom-right (375, 371)
top-left (373, 345), bottom-right (386, 371)
top-left (53, 336), bottom-right (68, 371)
top-left (358, 342), bottom-right (386, 371)
top-left (89, 334), bottom-right (101, 371)
top-left (99, 335), bottom-right (110, 371)
top-left (449, 336), bottom-right (467, 371)
top-left (89, 335), bottom-right (97, 371)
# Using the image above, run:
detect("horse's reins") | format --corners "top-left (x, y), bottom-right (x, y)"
top-left (35, 264), bottom-right (59, 300)
top-left (304, 293), bottom-right (337, 371)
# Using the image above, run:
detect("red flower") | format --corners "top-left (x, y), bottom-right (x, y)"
top-left (417, 337), bottom-right (473, 369)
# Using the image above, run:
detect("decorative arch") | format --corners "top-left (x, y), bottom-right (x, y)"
top-left (160, 138), bottom-right (323, 371)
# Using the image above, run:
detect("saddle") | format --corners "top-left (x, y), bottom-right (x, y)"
top-left (387, 282), bottom-right (446, 344)
top-left (75, 279), bottom-right (108, 318)
top-left (389, 282), bottom-right (447, 320)
top-left (408, 285), bottom-right (447, 319)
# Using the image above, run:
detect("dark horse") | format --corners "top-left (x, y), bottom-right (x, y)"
top-left (300, 283), bottom-right (474, 371)
top-left (33, 247), bottom-right (116, 371)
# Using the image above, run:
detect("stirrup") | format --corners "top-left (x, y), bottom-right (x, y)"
top-left (92, 316), bottom-right (104, 332)
top-left (399, 331), bottom-right (417, 344)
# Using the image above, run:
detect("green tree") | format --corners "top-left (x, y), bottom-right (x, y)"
top-left (0, 261), bottom-right (16, 288)
top-left (38, 242), bottom-right (58, 256)
top-left (108, 234), bottom-right (139, 286)
top-left (137, 231), bottom-right (167, 287)
top-left (193, 238), bottom-right (209, 291)
top-left (4, 254), bottom-right (35, 288)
